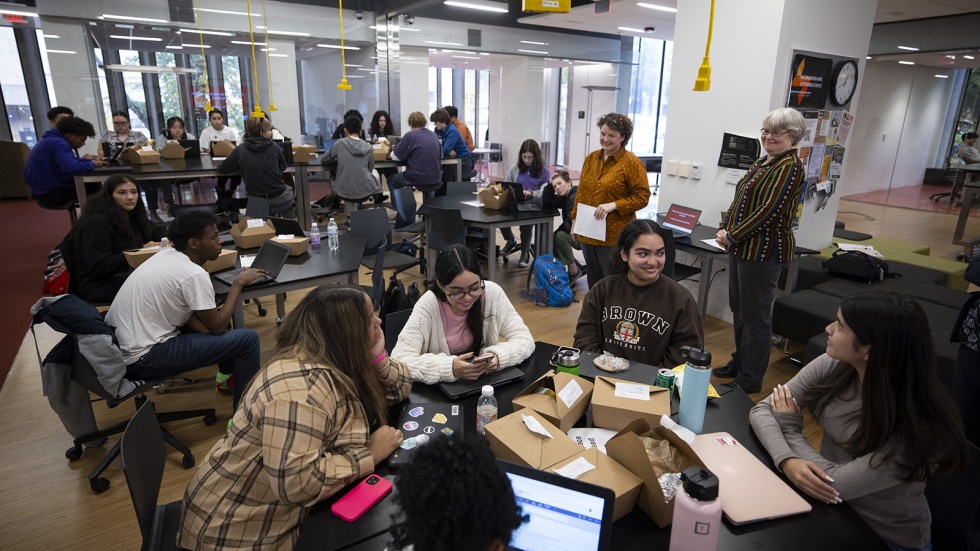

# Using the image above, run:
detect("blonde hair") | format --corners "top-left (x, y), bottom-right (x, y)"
top-left (246, 116), bottom-right (272, 138)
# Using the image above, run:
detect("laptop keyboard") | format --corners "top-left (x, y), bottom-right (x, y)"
top-left (224, 268), bottom-right (271, 284)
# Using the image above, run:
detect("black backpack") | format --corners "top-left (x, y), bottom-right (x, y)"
top-left (378, 279), bottom-right (421, 328)
top-left (822, 250), bottom-right (899, 283)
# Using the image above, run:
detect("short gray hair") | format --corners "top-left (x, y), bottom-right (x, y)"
top-left (763, 108), bottom-right (806, 146)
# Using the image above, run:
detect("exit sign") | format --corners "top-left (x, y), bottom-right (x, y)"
top-left (3, 14), bottom-right (28, 24)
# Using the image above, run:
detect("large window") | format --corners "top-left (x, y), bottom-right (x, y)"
top-left (221, 55), bottom-right (245, 134)
top-left (627, 37), bottom-right (673, 155)
top-left (950, 68), bottom-right (980, 166)
top-left (118, 49), bottom-right (151, 139)
top-left (155, 52), bottom-right (182, 124)
top-left (0, 27), bottom-right (34, 145)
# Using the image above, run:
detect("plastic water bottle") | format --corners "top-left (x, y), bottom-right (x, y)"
top-left (309, 222), bottom-right (321, 248)
top-left (678, 346), bottom-right (712, 434)
top-left (476, 385), bottom-right (497, 436)
top-left (326, 218), bottom-right (340, 251)
top-left (159, 237), bottom-right (171, 249)
top-left (669, 467), bottom-right (722, 551)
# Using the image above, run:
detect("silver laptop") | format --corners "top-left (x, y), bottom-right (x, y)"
top-left (661, 203), bottom-right (702, 238)
top-left (213, 239), bottom-right (291, 287)
top-left (500, 460), bottom-right (614, 551)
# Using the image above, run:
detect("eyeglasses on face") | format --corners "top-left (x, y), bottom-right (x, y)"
top-left (445, 283), bottom-right (485, 300)
top-left (760, 128), bottom-right (788, 137)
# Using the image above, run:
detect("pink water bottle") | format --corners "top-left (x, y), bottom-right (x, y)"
top-left (669, 466), bottom-right (722, 551)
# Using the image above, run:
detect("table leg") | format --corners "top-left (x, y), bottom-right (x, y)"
top-left (74, 175), bottom-right (89, 209)
top-left (486, 227), bottom-right (497, 281)
top-left (953, 173), bottom-right (978, 249)
top-left (294, 165), bottom-right (312, 232)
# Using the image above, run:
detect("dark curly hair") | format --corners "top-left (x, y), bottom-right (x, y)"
top-left (597, 112), bottom-right (633, 146)
top-left (369, 110), bottom-right (396, 137)
top-left (73, 174), bottom-right (153, 243)
top-left (56, 116), bottom-right (97, 138)
top-left (167, 210), bottom-right (218, 252)
top-left (391, 436), bottom-right (526, 551)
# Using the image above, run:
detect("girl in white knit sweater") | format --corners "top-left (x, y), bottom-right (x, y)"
top-left (392, 245), bottom-right (534, 384)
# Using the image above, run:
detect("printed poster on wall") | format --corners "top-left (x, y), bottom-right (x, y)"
top-left (718, 133), bottom-right (761, 169)
top-left (788, 54), bottom-right (833, 109)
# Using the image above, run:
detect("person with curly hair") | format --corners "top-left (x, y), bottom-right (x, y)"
top-left (70, 174), bottom-right (162, 302)
top-left (369, 109), bottom-right (396, 139)
top-left (391, 436), bottom-right (526, 551)
top-left (24, 115), bottom-right (108, 208)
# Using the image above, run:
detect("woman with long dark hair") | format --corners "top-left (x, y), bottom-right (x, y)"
top-left (392, 245), bottom-right (534, 384)
top-left (369, 109), bottom-right (396, 139)
top-left (71, 174), bottom-right (161, 302)
top-left (500, 139), bottom-right (551, 267)
top-left (574, 218), bottom-right (702, 368)
top-left (147, 116), bottom-right (196, 222)
top-left (180, 285), bottom-right (411, 550)
top-left (750, 291), bottom-right (968, 551)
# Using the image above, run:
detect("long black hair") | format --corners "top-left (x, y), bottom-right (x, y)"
top-left (800, 292), bottom-right (967, 481)
top-left (163, 116), bottom-right (186, 140)
top-left (73, 174), bottom-right (153, 243)
top-left (433, 245), bottom-right (485, 353)
top-left (517, 139), bottom-right (545, 179)
top-left (369, 110), bottom-right (396, 137)
top-left (608, 218), bottom-right (669, 277)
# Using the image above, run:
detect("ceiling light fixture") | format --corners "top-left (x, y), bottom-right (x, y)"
top-left (42, 34), bottom-right (60, 39)
top-left (109, 35), bottom-right (163, 42)
top-left (637, 3), bottom-right (677, 13)
top-left (166, 45), bottom-right (183, 50)
top-left (964, 55), bottom-right (975, 60)
top-left (178, 29), bottom-right (234, 36)
top-left (897, 46), bottom-right (919, 51)
top-left (317, 44), bottom-right (361, 50)
top-left (618, 27), bottom-right (646, 33)
top-left (520, 40), bottom-right (548, 46)
top-left (194, 8), bottom-right (260, 16)
top-left (444, 1), bottom-right (509, 14)
top-left (231, 40), bottom-right (267, 46)
top-left (898, 60), bottom-right (915, 65)
top-left (269, 54), bottom-right (288, 58)
top-left (100, 14), bottom-right (167, 23)
top-left (183, 44), bottom-right (211, 48)
top-left (45, 50), bottom-right (77, 55)
top-left (935, 74), bottom-right (949, 78)
top-left (518, 49), bottom-right (548, 55)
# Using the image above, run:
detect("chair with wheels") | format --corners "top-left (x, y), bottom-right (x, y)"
top-left (121, 401), bottom-right (183, 551)
top-left (350, 208), bottom-right (423, 281)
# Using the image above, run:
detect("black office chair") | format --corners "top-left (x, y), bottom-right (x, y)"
top-left (925, 441), bottom-right (980, 550)
top-left (438, 181), bottom-right (478, 198)
top-left (361, 236), bottom-right (388, 310)
top-left (384, 309), bottom-right (413, 351)
top-left (121, 401), bottom-right (183, 551)
top-left (350, 208), bottom-right (422, 280)
top-left (389, 187), bottom-right (425, 234)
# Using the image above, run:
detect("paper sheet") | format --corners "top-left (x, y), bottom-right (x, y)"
top-left (461, 200), bottom-right (483, 207)
top-left (837, 243), bottom-right (883, 258)
top-left (521, 414), bottom-right (553, 439)
top-left (701, 238), bottom-right (726, 251)
top-left (246, 219), bottom-right (266, 228)
top-left (240, 255), bottom-right (256, 268)
top-left (574, 204), bottom-right (606, 242)
top-left (553, 457), bottom-right (596, 480)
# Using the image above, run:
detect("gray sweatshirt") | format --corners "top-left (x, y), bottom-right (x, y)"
top-left (323, 137), bottom-right (380, 200)
top-left (749, 354), bottom-right (930, 548)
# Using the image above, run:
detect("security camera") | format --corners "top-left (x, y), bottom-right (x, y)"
top-left (356, 11), bottom-right (363, 20)
top-left (644, 26), bottom-right (655, 33)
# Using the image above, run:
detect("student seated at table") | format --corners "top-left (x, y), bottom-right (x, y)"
top-left (24, 116), bottom-right (107, 208)
top-left (148, 115), bottom-right (197, 223)
top-left (499, 138), bottom-right (551, 268)
top-left (219, 116), bottom-right (295, 217)
top-left (199, 108), bottom-right (242, 206)
top-left (391, 436), bottom-right (527, 551)
top-left (105, 211), bottom-right (264, 406)
top-left (431, 108), bottom-right (474, 182)
top-left (386, 111), bottom-right (442, 194)
top-left (71, 174), bottom-right (162, 303)
top-left (322, 115), bottom-right (382, 205)
top-left (750, 291), bottom-right (967, 551)
top-left (573, 219), bottom-right (703, 369)
top-left (392, 245), bottom-right (534, 384)
top-left (542, 169), bottom-right (584, 284)
top-left (180, 285), bottom-right (410, 551)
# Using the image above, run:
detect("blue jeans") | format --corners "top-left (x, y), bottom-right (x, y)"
top-left (387, 171), bottom-right (442, 193)
top-left (127, 329), bottom-right (260, 408)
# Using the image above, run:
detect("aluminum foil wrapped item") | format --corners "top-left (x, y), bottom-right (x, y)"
top-left (659, 472), bottom-right (682, 503)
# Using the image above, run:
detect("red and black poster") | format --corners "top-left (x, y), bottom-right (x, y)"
top-left (788, 54), bottom-right (832, 109)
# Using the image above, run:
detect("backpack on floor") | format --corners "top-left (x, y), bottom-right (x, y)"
top-left (379, 278), bottom-right (421, 328)
top-left (43, 248), bottom-right (69, 296)
top-left (822, 250), bottom-right (898, 283)
top-left (525, 254), bottom-right (574, 307)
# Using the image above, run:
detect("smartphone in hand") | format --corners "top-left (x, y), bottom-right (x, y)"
top-left (472, 353), bottom-right (494, 364)
top-left (330, 475), bottom-right (393, 523)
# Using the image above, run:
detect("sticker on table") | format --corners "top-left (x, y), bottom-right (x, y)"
top-left (402, 421), bottom-right (419, 431)
top-left (432, 413), bottom-right (448, 424)
top-left (408, 406), bottom-right (425, 418)
top-left (415, 434), bottom-right (430, 446)
top-left (441, 427), bottom-right (455, 436)
top-left (714, 436), bottom-right (738, 447)
top-left (422, 426), bottom-right (435, 434)
top-left (451, 405), bottom-right (459, 416)
top-left (400, 437), bottom-right (417, 450)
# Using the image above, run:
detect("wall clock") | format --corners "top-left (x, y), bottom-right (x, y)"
top-left (831, 60), bottom-right (859, 106)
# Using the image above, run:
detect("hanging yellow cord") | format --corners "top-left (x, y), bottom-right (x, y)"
top-left (246, 0), bottom-right (265, 117)
top-left (261, 0), bottom-right (276, 112)
top-left (693, 0), bottom-right (714, 91)
top-left (337, 0), bottom-right (351, 90)
top-left (193, 0), bottom-right (212, 110)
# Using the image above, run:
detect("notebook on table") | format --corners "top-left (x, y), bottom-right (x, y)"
top-left (691, 432), bottom-right (811, 525)
top-left (437, 366), bottom-right (525, 400)
top-left (213, 239), bottom-right (291, 287)
top-left (661, 203), bottom-right (702, 238)
top-left (500, 460), bottom-right (614, 551)
top-left (501, 181), bottom-right (541, 212)
top-left (387, 402), bottom-right (465, 469)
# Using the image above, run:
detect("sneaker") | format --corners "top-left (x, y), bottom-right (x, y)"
top-left (712, 359), bottom-right (740, 378)
top-left (518, 250), bottom-right (531, 268)
top-left (501, 239), bottom-right (518, 257)
top-left (215, 375), bottom-right (235, 396)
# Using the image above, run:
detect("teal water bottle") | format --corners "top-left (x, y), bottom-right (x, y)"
top-left (678, 346), bottom-right (712, 434)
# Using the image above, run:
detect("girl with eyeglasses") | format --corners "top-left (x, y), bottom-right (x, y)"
top-left (500, 139), bottom-right (551, 268)
top-left (392, 245), bottom-right (534, 384)
top-left (713, 108), bottom-right (807, 394)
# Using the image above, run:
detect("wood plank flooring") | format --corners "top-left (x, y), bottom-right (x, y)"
top-left (0, 199), bottom-right (967, 550)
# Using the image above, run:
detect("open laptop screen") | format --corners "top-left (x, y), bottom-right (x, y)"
top-left (500, 461), bottom-right (612, 551)
top-left (662, 203), bottom-right (702, 235)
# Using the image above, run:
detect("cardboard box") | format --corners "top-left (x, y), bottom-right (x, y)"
top-left (271, 235), bottom-right (310, 256)
top-left (123, 246), bottom-right (161, 269)
top-left (230, 217), bottom-right (276, 249)
top-left (591, 376), bottom-right (671, 431)
top-left (120, 148), bottom-right (160, 165)
top-left (372, 140), bottom-right (391, 161)
top-left (210, 140), bottom-right (236, 157)
top-left (478, 183), bottom-right (511, 209)
top-left (160, 141), bottom-right (188, 159)
top-left (605, 418), bottom-right (705, 527)
top-left (203, 248), bottom-right (238, 273)
top-left (512, 371), bottom-right (593, 433)
top-left (546, 448), bottom-right (643, 521)
top-left (484, 410), bottom-right (583, 469)
top-left (292, 144), bottom-right (316, 164)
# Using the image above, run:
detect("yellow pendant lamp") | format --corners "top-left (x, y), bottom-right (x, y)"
top-left (261, 0), bottom-right (276, 112)
top-left (245, 0), bottom-right (265, 118)
top-left (337, 0), bottom-right (352, 90)
top-left (193, 0), bottom-right (213, 111)
top-left (693, 0), bottom-right (714, 92)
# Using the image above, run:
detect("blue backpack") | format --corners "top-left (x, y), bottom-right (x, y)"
top-left (525, 254), bottom-right (574, 307)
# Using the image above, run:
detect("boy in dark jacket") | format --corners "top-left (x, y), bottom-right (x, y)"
top-left (24, 116), bottom-right (108, 208)
top-left (322, 116), bottom-right (381, 203)
top-left (218, 117), bottom-right (295, 217)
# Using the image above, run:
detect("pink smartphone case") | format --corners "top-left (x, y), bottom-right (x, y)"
top-left (330, 475), bottom-right (393, 523)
